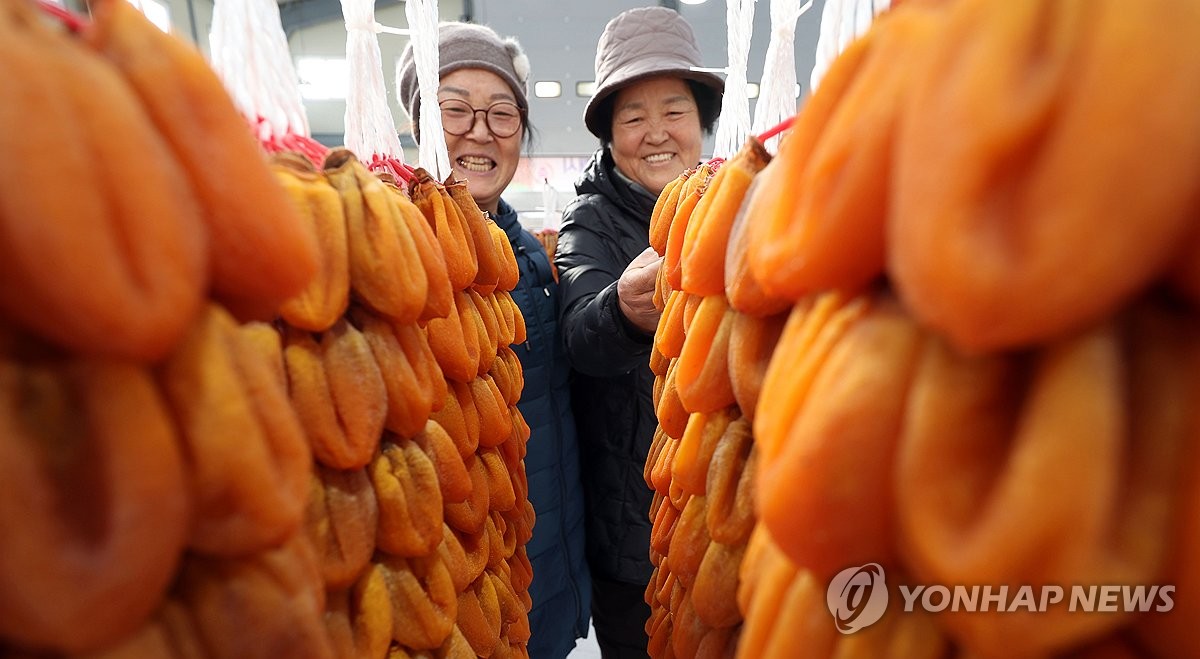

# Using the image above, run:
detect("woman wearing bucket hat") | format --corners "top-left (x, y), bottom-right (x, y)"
top-left (554, 7), bottom-right (723, 657)
top-left (398, 23), bottom-right (591, 659)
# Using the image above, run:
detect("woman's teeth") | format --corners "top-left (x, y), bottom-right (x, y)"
top-left (644, 153), bottom-right (673, 164)
top-left (457, 156), bottom-right (494, 173)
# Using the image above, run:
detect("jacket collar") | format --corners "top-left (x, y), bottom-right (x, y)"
top-left (574, 147), bottom-right (659, 222)
top-left (492, 197), bottom-right (524, 242)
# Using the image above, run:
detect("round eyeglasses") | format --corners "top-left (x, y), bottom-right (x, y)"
top-left (439, 99), bottom-right (524, 139)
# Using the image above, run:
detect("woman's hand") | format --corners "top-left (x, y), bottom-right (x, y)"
top-left (618, 247), bottom-right (664, 334)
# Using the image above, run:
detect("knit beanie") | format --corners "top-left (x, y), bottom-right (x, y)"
top-left (397, 22), bottom-right (530, 140)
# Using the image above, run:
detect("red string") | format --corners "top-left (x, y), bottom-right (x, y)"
top-left (756, 115), bottom-right (796, 144)
top-left (251, 116), bottom-right (330, 168)
top-left (37, 0), bottom-right (88, 32)
top-left (704, 114), bottom-right (796, 167)
top-left (368, 154), bottom-right (414, 185)
top-left (278, 133), bottom-right (330, 167)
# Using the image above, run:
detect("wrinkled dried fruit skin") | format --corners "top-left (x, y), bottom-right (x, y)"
top-left (650, 431), bottom-right (680, 496)
top-left (681, 140), bottom-right (770, 298)
top-left (355, 310), bottom-right (433, 439)
top-left (315, 320), bottom-right (388, 469)
top-left (671, 408), bottom-right (738, 498)
top-left (0, 351), bottom-right (188, 654)
top-left (759, 296), bottom-right (921, 580)
top-left (324, 564), bottom-right (393, 659)
top-left (727, 311), bottom-right (787, 423)
top-left (378, 553), bottom-right (458, 650)
top-left (401, 321), bottom-right (448, 415)
top-left (656, 359), bottom-right (689, 440)
top-left (891, 0), bottom-right (1200, 352)
top-left (745, 33), bottom-right (874, 304)
top-left (456, 574), bottom-right (502, 656)
top-left (391, 185), bottom-right (453, 322)
top-left (489, 292), bottom-right (516, 349)
top-left (430, 381), bottom-right (475, 459)
top-left (87, 0), bottom-right (319, 317)
top-left (664, 165), bottom-right (712, 291)
top-left (446, 454), bottom-right (492, 534)
top-left (470, 290), bottom-right (502, 363)
top-left (754, 293), bottom-right (869, 462)
top-left (480, 448), bottom-right (516, 513)
top-left (491, 223), bottom-right (520, 294)
top-left (0, 0), bottom-right (206, 361)
top-left (737, 532), bottom-right (950, 659)
top-left (473, 375), bottom-right (513, 449)
top-left (326, 152), bottom-right (427, 324)
top-left (370, 439), bottom-right (444, 558)
top-left (304, 465), bottom-right (378, 590)
top-left (675, 295), bottom-right (736, 414)
top-left (414, 420), bottom-right (472, 503)
top-left (704, 418), bottom-right (756, 549)
top-left (1135, 387), bottom-right (1200, 656)
top-left (427, 291), bottom-right (481, 384)
top-left (446, 179), bottom-right (502, 295)
top-left (162, 306), bottom-right (310, 556)
top-left (174, 535), bottom-right (333, 659)
top-left (655, 290), bottom-right (688, 360)
top-left (755, 10), bottom-right (945, 304)
top-left (691, 541), bottom-right (744, 629)
top-left (645, 426), bottom-right (670, 490)
top-left (667, 495), bottom-right (712, 590)
top-left (411, 173), bottom-right (478, 291)
top-left (276, 155), bottom-right (350, 333)
top-left (724, 176), bottom-right (789, 318)
top-left (650, 171), bottom-right (688, 257)
top-left (895, 303), bottom-right (1198, 655)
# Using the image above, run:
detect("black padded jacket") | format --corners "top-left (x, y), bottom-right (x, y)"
top-left (555, 147), bottom-right (658, 586)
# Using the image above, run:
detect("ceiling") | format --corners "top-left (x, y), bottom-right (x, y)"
top-left (278, 0), bottom-right (406, 36)
top-left (274, 0), bottom-right (482, 36)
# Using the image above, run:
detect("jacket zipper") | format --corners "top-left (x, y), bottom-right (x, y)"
top-left (516, 240), bottom-right (585, 636)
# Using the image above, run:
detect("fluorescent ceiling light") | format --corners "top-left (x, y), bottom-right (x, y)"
top-left (297, 58), bottom-right (349, 100)
top-left (575, 81), bottom-right (596, 97)
top-left (534, 81), bottom-right (562, 98)
top-left (746, 82), bottom-right (760, 99)
top-left (680, 0), bottom-right (709, 4)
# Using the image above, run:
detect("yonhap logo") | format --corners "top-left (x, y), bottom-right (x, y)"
top-left (826, 563), bottom-right (889, 634)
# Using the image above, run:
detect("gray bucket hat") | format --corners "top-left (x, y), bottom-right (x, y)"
top-left (583, 7), bottom-right (725, 139)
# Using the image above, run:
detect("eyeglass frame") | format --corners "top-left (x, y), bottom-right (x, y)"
top-left (437, 98), bottom-right (527, 139)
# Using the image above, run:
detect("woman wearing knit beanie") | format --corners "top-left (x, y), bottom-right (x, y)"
top-left (554, 7), bottom-right (723, 658)
top-left (398, 23), bottom-right (591, 659)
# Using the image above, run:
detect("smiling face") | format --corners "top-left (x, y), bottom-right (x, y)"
top-left (609, 76), bottom-right (703, 197)
top-left (437, 68), bottom-right (524, 215)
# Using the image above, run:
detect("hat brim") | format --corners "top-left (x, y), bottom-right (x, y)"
top-left (583, 62), bottom-right (725, 139)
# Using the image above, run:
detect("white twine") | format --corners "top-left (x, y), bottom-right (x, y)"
top-left (406, 0), bottom-right (452, 180)
top-left (341, 0), bottom-right (405, 163)
top-left (257, 0), bottom-right (310, 137)
top-left (851, 0), bottom-right (870, 43)
top-left (752, 0), bottom-right (812, 152)
top-left (810, 0), bottom-right (891, 92)
top-left (712, 0), bottom-right (756, 160)
top-left (209, 0), bottom-right (309, 141)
